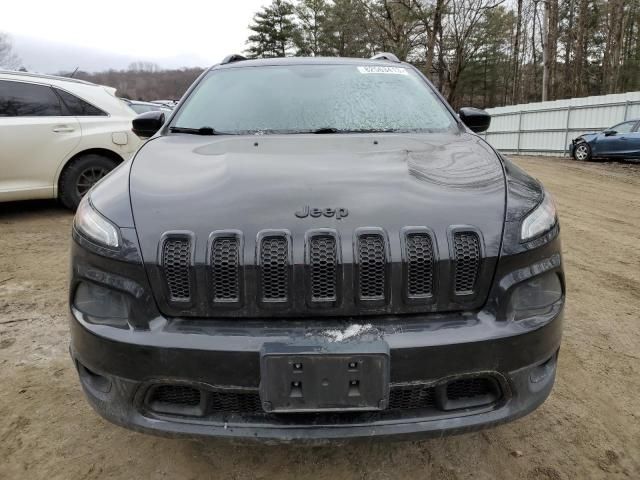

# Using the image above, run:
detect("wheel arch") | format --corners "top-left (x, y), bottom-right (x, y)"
top-left (55, 148), bottom-right (125, 197)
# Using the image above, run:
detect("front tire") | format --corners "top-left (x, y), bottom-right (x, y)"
top-left (573, 142), bottom-right (592, 162)
top-left (59, 154), bottom-right (117, 210)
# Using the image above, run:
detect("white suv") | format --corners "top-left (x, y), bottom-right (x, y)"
top-left (0, 71), bottom-right (142, 209)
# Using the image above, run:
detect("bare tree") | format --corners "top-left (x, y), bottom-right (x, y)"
top-left (363, 0), bottom-right (424, 61)
top-left (511, 0), bottom-right (523, 103)
top-left (541, 0), bottom-right (558, 101)
top-left (602, 0), bottom-right (626, 93)
top-left (128, 61), bottom-right (161, 73)
top-left (441, 0), bottom-right (506, 105)
top-left (0, 32), bottom-right (22, 70)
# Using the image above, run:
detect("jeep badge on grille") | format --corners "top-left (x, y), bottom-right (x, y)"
top-left (295, 206), bottom-right (348, 220)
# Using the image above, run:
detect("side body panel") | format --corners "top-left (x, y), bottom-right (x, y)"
top-left (0, 114), bottom-right (81, 200)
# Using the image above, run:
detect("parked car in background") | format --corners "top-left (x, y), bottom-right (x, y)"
top-left (570, 119), bottom-right (640, 161)
top-left (150, 99), bottom-right (178, 108)
top-left (122, 99), bottom-right (173, 115)
top-left (0, 70), bottom-right (142, 209)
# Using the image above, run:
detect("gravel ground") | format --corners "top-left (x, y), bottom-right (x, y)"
top-left (0, 155), bottom-right (638, 479)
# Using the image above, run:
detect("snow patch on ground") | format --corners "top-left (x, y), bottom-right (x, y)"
top-left (320, 324), bottom-right (375, 342)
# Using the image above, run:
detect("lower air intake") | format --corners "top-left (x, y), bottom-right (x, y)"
top-left (150, 385), bottom-right (201, 406)
top-left (145, 376), bottom-right (501, 419)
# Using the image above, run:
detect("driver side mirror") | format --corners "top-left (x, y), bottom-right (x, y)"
top-left (132, 111), bottom-right (165, 138)
top-left (459, 107), bottom-right (491, 133)
top-left (603, 129), bottom-right (617, 136)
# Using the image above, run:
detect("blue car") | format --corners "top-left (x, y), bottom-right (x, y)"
top-left (570, 119), bottom-right (640, 161)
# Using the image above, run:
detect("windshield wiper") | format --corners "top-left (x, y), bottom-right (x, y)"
top-left (312, 127), bottom-right (340, 134)
top-left (169, 126), bottom-right (226, 135)
top-left (310, 127), bottom-right (397, 134)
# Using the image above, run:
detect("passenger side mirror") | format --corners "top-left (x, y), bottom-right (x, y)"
top-left (603, 129), bottom-right (617, 136)
top-left (132, 111), bottom-right (165, 138)
top-left (459, 107), bottom-right (491, 133)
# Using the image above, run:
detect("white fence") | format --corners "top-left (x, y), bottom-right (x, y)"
top-left (483, 92), bottom-right (640, 156)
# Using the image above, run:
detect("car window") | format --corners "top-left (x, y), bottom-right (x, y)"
top-left (610, 121), bottom-right (636, 134)
top-left (55, 89), bottom-right (106, 116)
top-left (0, 80), bottom-right (63, 117)
top-left (172, 64), bottom-right (456, 134)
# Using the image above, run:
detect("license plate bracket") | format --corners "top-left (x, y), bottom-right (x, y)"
top-left (260, 342), bottom-right (390, 413)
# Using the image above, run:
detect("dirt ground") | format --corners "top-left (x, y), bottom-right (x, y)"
top-left (0, 155), bottom-right (639, 479)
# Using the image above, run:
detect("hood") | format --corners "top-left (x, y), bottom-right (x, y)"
top-left (130, 132), bottom-right (506, 318)
top-left (577, 133), bottom-right (598, 142)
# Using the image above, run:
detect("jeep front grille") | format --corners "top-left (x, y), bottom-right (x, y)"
top-left (453, 231), bottom-right (481, 294)
top-left (405, 232), bottom-right (435, 298)
top-left (356, 233), bottom-right (387, 301)
top-left (309, 235), bottom-right (338, 302)
top-left (162, 237), bottom-right (191, 301)
top-left (211, 235), bottom-right (241, 303)
top-left (156, 226), bottom-right (487, 315)
top-left (259, 235), bottom-right (290, 302)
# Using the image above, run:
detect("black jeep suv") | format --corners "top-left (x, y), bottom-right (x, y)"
top-left (69, 55), bottom-right (564, 442)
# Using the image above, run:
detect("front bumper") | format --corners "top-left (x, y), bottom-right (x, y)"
top-left (70, 305), bottom-right (562, 443)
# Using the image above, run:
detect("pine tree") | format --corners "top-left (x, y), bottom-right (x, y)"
top-left (293, 0), bottom-right (330, 56)
top-left (246, 0), bottom-right (297, 58)
top-left (324, 0), bottom-right (373, 57)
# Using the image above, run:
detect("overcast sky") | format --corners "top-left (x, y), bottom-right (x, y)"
top-left (2, 0), bottom-right (268, 72)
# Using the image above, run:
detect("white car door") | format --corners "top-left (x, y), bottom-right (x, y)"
top-left (0, 79), bottom-right (81, 201)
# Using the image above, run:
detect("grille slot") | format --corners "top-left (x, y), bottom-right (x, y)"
top-left (446, 377), bottom-right (495, 401)
top-left (209, 390), bottom-right (264, 414)
top-left (357, 233), bottom-right (387, 301)
top-left (453, 232), bottom-right (481, 294)
top-left (211, 236), bottom-right (240, 302)
top-left (260, 235), bottom-right (290, 302)
top-left (162, 237), bottom-right (192, 301)
top-left (389, 384), bottom-right (436, 410)
top-left (151, 385), bottom-right (201, 406)
top-left (405, 232), bottom-right (435, 298)
top-left (309, 235), bottom-right (338, 302)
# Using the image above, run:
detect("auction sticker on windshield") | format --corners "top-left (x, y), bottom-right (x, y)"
top-left (357, 66), bottom-right (408, 75)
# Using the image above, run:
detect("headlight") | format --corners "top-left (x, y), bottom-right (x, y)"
top-left (74, 196), bottom-right (120, 248)
top-left (521, 193), bottom-right (557, 241)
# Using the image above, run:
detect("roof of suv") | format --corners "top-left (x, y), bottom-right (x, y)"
top-left (0, 69), bottom-right (97, 86)
top-left (211, 56), bottom-right (405, 70)
top-left (0, 69), bottom-right (134, 118)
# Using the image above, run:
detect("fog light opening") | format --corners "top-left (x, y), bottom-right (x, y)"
top-left (529, 353), bottom-right (557, 384)
top-left (509, 272), bottom-right (563, 322)
top-left (73, 281), bottom-right (129, 326)
top-left (77, 360), bottom-right (112, 393)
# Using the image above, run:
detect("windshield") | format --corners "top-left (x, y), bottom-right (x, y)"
top-left (171, 64), bottom-right (456, 134)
